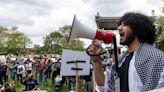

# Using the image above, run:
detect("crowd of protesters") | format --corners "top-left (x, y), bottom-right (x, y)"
top-left (0, 54), bottom-right (94, 92)
top-left (0, 54), bottom-right (62, 91)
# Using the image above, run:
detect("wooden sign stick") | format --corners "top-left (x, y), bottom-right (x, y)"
top-left (75, 62), bottom-right (78, 92)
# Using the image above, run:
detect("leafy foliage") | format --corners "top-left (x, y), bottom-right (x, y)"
top-left (155, 16), bottom-right (164, 51)
top-left (43, 25), bottom-right (85, 54)
top-left (0, 26), bottom-right (32, 54)
top-left (43, 31), bottom-right (63, 54)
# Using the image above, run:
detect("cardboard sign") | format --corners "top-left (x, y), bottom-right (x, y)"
top-left (61, 49), bottom-right (90, 76)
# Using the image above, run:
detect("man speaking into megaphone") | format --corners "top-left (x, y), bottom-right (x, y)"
top-left (86, 12), bottom-right (164, 92)
top-left (69, 12), bottom-right (164, 92)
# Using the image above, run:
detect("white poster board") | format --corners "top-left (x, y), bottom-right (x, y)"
top-left (61, 49), bottom-right (90, 76)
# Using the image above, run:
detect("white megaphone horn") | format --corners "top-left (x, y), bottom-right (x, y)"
top-left (68, 15), bottom-right (113, 44)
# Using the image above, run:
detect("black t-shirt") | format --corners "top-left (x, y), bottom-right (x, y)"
top-left (23, 79), bottom-right (38, 91)
top-left (120, 52), bottom-right (134, 92)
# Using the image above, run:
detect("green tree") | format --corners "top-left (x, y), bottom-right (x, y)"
top-left (0, 26), bottom-right (32, 54)
top-left (0, 26), bottom-right (8, 54)
top-left (155, 16), bottom-right (164, 51)
top-left (58, 25), bottom-right (85, 51)
top-left (68, 40), bottom-right (85, 51)
top-left (43, 31), bottom-right (63, 54)
top-left (58, 25), bottom-right (71, 37)
top-left (7, 27), bottom-right (32, 54)
top-left (43, 25), bottom-right (85, 54)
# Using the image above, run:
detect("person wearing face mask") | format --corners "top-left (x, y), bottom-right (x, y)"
top-left (22, 73), bottom-right (39, 91)
top-left (87, 12), bottom-right (164, 92)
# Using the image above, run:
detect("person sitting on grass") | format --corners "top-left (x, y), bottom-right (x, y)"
top-left (1, 82), bottom-right (16, 92)
top-left (22, 73), bottom-right (39, 91)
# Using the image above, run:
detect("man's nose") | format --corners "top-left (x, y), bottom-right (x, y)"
top-left (117, 25), bottom-right (122, 31)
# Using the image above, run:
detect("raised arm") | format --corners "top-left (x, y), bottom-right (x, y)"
top-left (87, 41), bottom-right (105, 86)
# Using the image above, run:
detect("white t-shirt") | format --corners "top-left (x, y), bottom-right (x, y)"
top-left (17, 64), bottom-right (26, 77)
top-left (25, 63), bottom-right (32, 71)
top-left (51, 58), bottom-right (57, 63)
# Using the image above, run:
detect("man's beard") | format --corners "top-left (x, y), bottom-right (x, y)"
top-left (120, 32), bottom-right (135, 46)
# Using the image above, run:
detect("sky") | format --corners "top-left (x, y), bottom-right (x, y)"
top-left (0, 0), bottom-right (164, 48)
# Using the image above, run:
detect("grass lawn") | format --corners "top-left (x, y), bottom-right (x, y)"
top-left (15, 77), bottom-right (86, 92)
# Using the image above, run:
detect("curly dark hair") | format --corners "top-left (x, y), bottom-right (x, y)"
top-left (118, 12), bottom-right (156, 44)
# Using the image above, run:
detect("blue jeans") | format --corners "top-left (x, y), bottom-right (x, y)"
top-left (38, 72), bottom-right (45, 85)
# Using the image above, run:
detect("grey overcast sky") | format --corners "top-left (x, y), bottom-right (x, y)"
top-left (0, 0), bottom-right (163, 47)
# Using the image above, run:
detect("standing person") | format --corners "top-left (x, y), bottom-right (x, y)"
top-left (17, 62), bottom-right (26, 84)
top-left (45, 59), bottom-right (53, 78)
top-left (44, 59), bottom-right (53, 85)
top-left (0, 61), bottom-right (9, 85)
top-left (8, 61), bottom-right (17, 85)
top-left (87, 12), bottom-right (164, 92)
top-left (68, 76), bottom-right (76, 91)
top-left (25, 59), bottom-right (33, 76)
top-left (51, 60), bottom-right (61, 84)
top-left (38, 59), bottom-right (46, 85)
top-left (33, 56), bottom-right (40, 79)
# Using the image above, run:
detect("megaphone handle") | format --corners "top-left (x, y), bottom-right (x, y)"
top-left (86, 39), bottom-right (105, 56)
top-left (86, 49), bottom-right (107, 56)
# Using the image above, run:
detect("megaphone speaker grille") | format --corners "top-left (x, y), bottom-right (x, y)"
top-left (68, 15), bottom-right (96, 43)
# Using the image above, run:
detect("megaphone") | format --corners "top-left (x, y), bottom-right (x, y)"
top-left (68, 15), bottom-right (113, 44)
top-left (68, 15), bottom-right (119, 76)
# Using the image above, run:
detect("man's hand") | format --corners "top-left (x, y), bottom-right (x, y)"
top-left (87, 41), bottom-right (103, 60)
